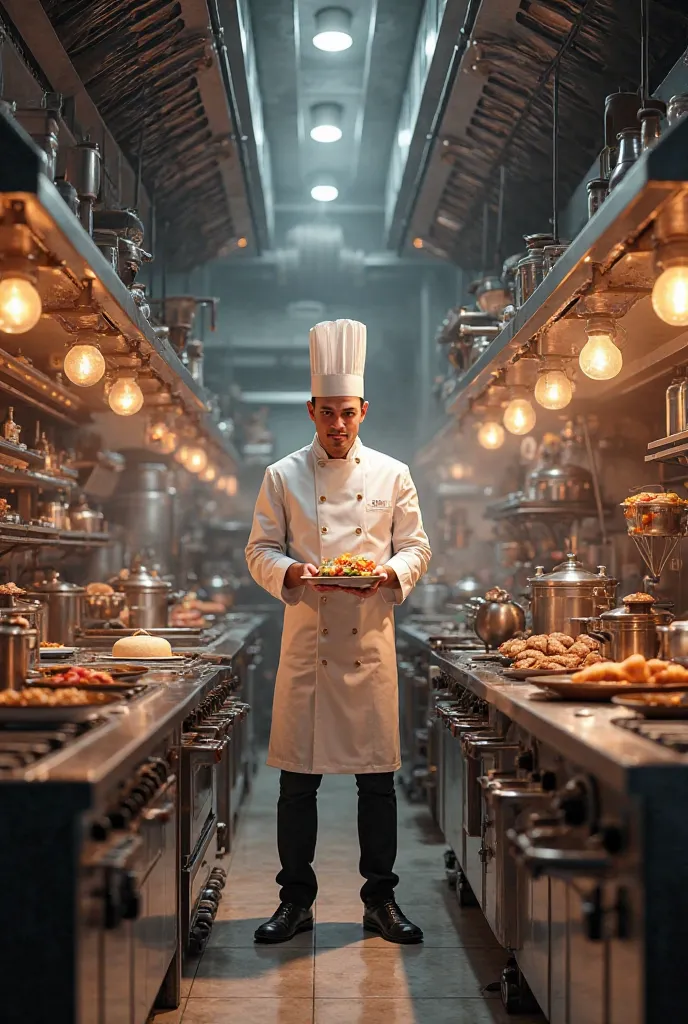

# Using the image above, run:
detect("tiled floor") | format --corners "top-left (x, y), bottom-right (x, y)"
top-left (154, 764), bottom-right (544, 1024)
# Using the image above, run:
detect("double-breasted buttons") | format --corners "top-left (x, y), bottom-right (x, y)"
top-left (321, 526), bottom-right (328, 534)
top-left (321, 659), bottom-right (328, 666)
top-left (355, 457), bottom-right (361, 464)
top-left (357, 494), bottom-right (363, 501)
top-left (318, 461), bottom-right (326, 467)
top-left (355, 660), bottom-right (362, 667)
top-left (321, 628), bottom-right (328, 635)
top-left (355, 527), bottom-right (362, 535)
top-left (319, 495), bottom-right (326, 502)
top-left (321, 596), bottom-right (327, 603)
top-left (352, 628), bottom-right (358, 634)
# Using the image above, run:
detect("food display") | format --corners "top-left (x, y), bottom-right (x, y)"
top-left (40, 641), bottom-right (67, 649)
top-left (86, 582), bottom-right (115, 596)
top-left (316, 553), bottom-right (377, 577)
top-left (622, 592), bottom-right (655, 604)
top-left (0, 687), bottom-right (114, 706)
top-left (112, 629), bottom-right (173, 658)
top-left (0, 582), bottom-right (25, 595)
top-left (499, 632), bottom-right (603, 672)
top-left (572, 654), bottom-right (688, 685)
top-left (39, 666), bottom-right (117, 686)
top-left (622, 491), bottom-right (688, 536)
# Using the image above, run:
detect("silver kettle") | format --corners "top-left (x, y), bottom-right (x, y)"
top-left (474, 588), bottom-right (526, 651)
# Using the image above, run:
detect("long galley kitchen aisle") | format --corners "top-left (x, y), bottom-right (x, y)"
top-left (153, 765), bottom-right (545, 1024)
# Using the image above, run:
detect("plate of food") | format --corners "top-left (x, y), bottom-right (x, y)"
top-left (302, 554), bottom-right (381, 588)
top-left (34, 664), bottom-right (149, 686)
top-left (0, 686), bottom-right (121, 722)
top-left (498, 632), bottom-right (604, 674)
top-left (611, 691), bottom-right (688, 718)
top-left (531, 655), bottom-right (688, 701)
top-left (39, 643), bottom-right (77, 659)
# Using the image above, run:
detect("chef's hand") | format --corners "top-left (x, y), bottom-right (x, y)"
top-left (340, 565), bottom-right (397, 599)
top-left (284, 562), bottom-right (318, 589)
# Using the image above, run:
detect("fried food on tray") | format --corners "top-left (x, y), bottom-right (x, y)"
top-left (549, 632), bottom-right (576, 648)
top-left (317, 553), bottom-right (376, 577)
top-left (623, 592), bottom-right (655, 603)
top-left (0, 687), bottom-right (113, 706)
top-left (572, 654), bottom-right (688, 686)
top-left (622, 491), bottom-right (686, 505)
top-left (0, 582), bottom-right (25, 595)
top-left (40, 641), bottom-right (66, 648)
top-left (573, 661), bottom-right (627, 682)
top-left (653, 664), bottom-right (688, 685)
top-left (502, 630), bottom-right (603, 673)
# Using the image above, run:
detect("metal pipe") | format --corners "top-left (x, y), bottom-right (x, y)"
top-left (206, 0), bottom-right (261, 253)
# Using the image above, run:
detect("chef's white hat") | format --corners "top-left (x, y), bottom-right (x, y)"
top-left (309, 319), bottom-right (366, 398)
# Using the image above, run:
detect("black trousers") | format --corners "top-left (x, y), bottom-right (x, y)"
top-left (276, 769), bottom-right (399, 909)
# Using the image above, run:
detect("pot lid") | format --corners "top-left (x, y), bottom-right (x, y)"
top-left (529, 553), bottom-right (613, 585)
top-left (121, 560), bottom-right (171, 592)
top-left (28, 569), bottom-right (85, 594)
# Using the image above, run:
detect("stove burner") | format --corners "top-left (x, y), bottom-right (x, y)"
top-left (614, 716), bottom-right (688, 753)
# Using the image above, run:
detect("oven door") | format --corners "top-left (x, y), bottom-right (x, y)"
top-left (181, 737), bottom-right (225, 859)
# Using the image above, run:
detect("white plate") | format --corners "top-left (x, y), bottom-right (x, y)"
top-left (40, 647), bottom-right (77, 658)
top-left (100, 654), bottom-right (186, 663)
top-left (301, 576), bottom-right (378, 588)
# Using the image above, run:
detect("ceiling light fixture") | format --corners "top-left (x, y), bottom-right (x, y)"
top-left (0, 267), bottom-right (42, 335)
top-left (63, 336), bottom-right (106, 387)
top-left (311, 178), bottom-right (339, 202)
top-left (313, 7), bottom-right (353, 51)
top-left (503, 389), bottom-right (537, 435)
top-left (651, 194), bottom-right (688, 326)
top-left (108, 372), bottom-right (144, 416)
top-left (310, 102), bottom-right (343, 143)
top-left (477, 420), bottom-right (505, 450)
top-left (579, 316), bottom-right (623, 380)
top-left (534, 359), bottom-right (573, 410)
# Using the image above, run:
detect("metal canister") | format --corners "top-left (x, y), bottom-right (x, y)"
top-left (667, 95), bottom-right (688, 127)
top-left (514, 234), bottom-right (554, 307)
top-left (0, 619), bottom-right (36, 690)
top-left (527, 553), bottom-right (618, 636)
top-left (543, 242), bottom-right (569, 274)
top-left (26, 570), bottom-right (85, 645)
top-left (586, 178), bottom-right (608, 219)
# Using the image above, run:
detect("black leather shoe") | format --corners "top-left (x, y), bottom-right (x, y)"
top-left (363, 900), bottom-right (423, 944)
top-left (254, 903), bottom-right (314, 944)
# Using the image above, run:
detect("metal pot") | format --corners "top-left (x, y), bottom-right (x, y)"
top-left (408, 577), bottom-right (450, 616)
top-left (574, 599), bottom-right (669, 660)
top-left (26, 570), bottom-right (85, 645)
top-left (525, 462), bottom-right (593, 503)
top-left (657, 620), bottom-right (688, 662)
top-left (464, 596), bottom-right (486, 630)
top-left (0, 600), bottom-right (44, 669)
top-left (37, 498), bottom-right (70, 530)
top-left (117, 560), bottom-right (182, 629)
top-left (474, 589), bottom-right (525, 651)
top-left (528, 553), bottom-right (617, 636)
top-left (69, 495), bottom-right (106, 534)
top-left (0, 619), bottom-right (36, 690)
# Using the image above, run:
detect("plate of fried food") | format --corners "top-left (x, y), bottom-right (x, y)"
top-left (531, 654), bottom-right (688, 701)
top-left (499, 632), bottom-right (604, 678)
top-left (302, 554), bottom-right (381, 588)
top-left (0, 686), bottom-right (121, 722)
top-left (39, 642), bottom-right (77, 659)
top-left (611, 691), bottom-right (688, 718)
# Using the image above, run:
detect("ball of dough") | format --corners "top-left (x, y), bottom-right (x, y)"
top-left (112, 630), bottom-right (172, 658)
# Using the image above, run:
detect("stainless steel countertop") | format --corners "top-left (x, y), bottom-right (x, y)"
top-left (399, 621), bottom-right (688, 794)
top-left (11, 613), bottom-right (264, 804)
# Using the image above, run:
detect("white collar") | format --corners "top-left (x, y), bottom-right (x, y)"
top-left (311, 434), bottom-right (363, 463)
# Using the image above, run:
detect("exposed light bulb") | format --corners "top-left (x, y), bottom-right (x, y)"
top-left (185, 446), bottom-right (208, 474)
top-left (63, 343), bottom-right (106, 387)
top-left (108, 374), bottom-right (144, 416)
top-left (200, 464), bottom-right (217, 483)
top-left (652, 265), bottom-right (688, 326)
top-left (225, 475), bottom-right (238, 496)
top-left (503, 397), bottom-right (537, 435)
top-left (579, 329), bottom-right (623, 380)
top-left (534, 368), bottom-right (573, 410)
top-left (0, 276), bottom-right (42, 334)
top-left (477, 420), bottom-right (505, 450)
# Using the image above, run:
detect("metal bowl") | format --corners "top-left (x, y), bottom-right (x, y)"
top-left (622, 501), bottom-right (688, 537)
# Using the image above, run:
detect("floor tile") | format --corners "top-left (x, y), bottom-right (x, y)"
top-left (313, 903), bottom-right (496, 949)
top-left (191, 946), bottom-right (314, 999)
top-left (313, 946), bottom-right (505, 1000)
top-left (313, 998), bottom-right (543, 1023)
top-left (149, 999), bottom-right (186, 1023)
top-left (182, 997), bottom-right (313, 1023)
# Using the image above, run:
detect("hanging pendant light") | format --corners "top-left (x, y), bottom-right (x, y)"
top-left (63, 337), bottom-right (106, 387)
top-left (578, 316), bottom-right (623, 380)
top-left (108, 373), bottom-right (144, 416)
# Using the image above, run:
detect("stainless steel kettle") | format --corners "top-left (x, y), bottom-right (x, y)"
top-left (474, 588), bottom-right (526, 651)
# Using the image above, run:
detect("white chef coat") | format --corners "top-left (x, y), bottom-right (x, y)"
top-left (245, 434), bottom-right (431, 774)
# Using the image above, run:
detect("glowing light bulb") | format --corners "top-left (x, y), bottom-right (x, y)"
top-left (534, 368), bottom-right (573, 410)
top-left (652, 265), bottom-right (688, 326)
top-left (185, 446), bottom-right (208, 474)
top-left (0, 277), bottom-right (42, 334)
top-left (200, 464), bottom-right (217, 483)
top-left (225, 475), bottom-right (238, 496)
top-left (477, 420), bottom-right (505, 450)
top-left (579, 331), bottom-right (623, 380)
top-left (503, 397), bottom-right (537, 435)
top-left (63, 343), bottom-right (106, 387)
top-left (108, 375), bottom-right (144, 416)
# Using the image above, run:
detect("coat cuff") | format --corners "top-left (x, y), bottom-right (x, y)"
top-left (274, 556), bottom-right (305, 605)
top-left (381, 554), bottom-right (413, 606)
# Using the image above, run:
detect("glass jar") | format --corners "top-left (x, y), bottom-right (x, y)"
top-left (586, 178), bottom-right (609, 219)
top-left (666, 367), bottom-right (687, 436)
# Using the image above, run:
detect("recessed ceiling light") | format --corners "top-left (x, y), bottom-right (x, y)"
top-left (397, 128), bottom-right (412, 148)
top-left (310, 102), bottom-right (343, 143)
top-left (313, 7), bottom-right (353, 52)
top-left (311, 182), bottom-right (339, 202)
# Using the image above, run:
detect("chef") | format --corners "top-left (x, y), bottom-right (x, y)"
top-left (245, 318), bottom-right (431, 945)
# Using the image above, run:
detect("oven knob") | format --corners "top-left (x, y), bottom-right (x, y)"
top-left (516, 750), bottom-right (534, 772)
top-left (540, 770), bottom-right (557, 791)
top-left (147, 757), bottom-right (169, 782)
top-left (91, 817), bottom-right (111, 841)
top-left (108, 806), bottom-right (132, 830)
top-left (600, 824), bottom-right (624, 854)
top-left (201, 888), bottom-right (221, 905)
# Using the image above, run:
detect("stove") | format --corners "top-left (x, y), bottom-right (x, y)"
top-left (614, 716), bottom-right (688, 753)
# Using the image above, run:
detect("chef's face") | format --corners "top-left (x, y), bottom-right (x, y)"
top-left (308, 396), bottom-right (368, 458)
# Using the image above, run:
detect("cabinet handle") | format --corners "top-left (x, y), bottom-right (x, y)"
top-left (507, 828), bottom-right (612, 879)
top-left (141, 800), bottom-right (175, 823)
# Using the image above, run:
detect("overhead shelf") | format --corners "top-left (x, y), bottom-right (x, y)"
top-left (444, 114), bottom-right (688, 421)
top-left (0, 109), bottom-right (238, 470)
top-left (0, 522), bottom-right (111, 551)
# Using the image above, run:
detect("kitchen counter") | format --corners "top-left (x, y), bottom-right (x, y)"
top-left (6, 612), bottom-right (264, 804)
top-left (399, 621), bottom-right (688, 794)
